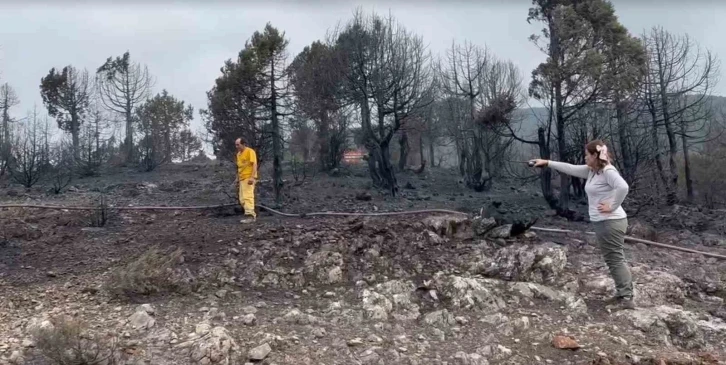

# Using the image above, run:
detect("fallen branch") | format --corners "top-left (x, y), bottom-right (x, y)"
top-left (529, 227), bottom-right (726, 260)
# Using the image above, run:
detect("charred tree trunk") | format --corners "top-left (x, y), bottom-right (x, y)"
top-left (463, 130), bottom-right (491, 192)
top-left (95, 119), bottom-right (101, 169)
top-left (648, 100), bottom-right (669, 190)
top-left (538, 127), bottom-right (556, 208)
top-left (270, 59), bottom-right (283, 205)
top-left (360, 99), bottom-right (397, 194)
top-left (572, 178), bottom-right (585, 199)
top-left (164, 128), bottom-right (172, 164)
top-left (657, 63), bottom-right (679, 205)
top-left (361, 99), bottom-right (382, 186)
top-left (482, 130), bottom-right (494, 183)
top-left (366, 148), bottom-right (383, 185)
top-left (71, 118), bottom-right (80, 164)
top-left (680, 120), bottom-right (694, 201)
top-left (551, 19), bottom-right (570, 211)
top-left (317, 114), bottom-right (331, 171)
top-left (366, 139), bottom-right (397, 195)
top-left (663, 119), bottom-right (679, 205)
top-left (398, 130), bottom-right (409, 171)
top-left (555, 104), bottom-right (570, 210)
top-left (1, 100), bottom-right (9, 145)
top-left (125, 106), bottom-right (133, 164)
top-left (1, 101), bottom-right (11, 177)
top-left (381, 139), bottom-right (397, 195)
top-left (459, 149), bottom-right (466, 177)
top-left (428, 136), bottom-right (435, 168)
top-left (361, 99), bottom-right (398, 194)
top-left (329, 134), bottom-right (343, 170)
top-left (418, 134), bottom-right (425, 170)
top-left (616, 101), bottom-right (635, 185)
top-left (455, 135), bottom-right (465, 176)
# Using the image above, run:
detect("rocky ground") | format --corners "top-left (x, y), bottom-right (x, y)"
top-left (1, 161), bottom-right (726, 365)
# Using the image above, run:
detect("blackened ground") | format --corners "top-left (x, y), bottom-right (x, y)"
top-left (1, 161), bottom-right (725, 365)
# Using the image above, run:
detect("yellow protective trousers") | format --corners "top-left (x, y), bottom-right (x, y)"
top-left (239, 178), bottom-right (256, 218)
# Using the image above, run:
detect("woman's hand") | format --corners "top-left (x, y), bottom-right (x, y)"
top-left (247, 178), bottom-right (255, 185)
top-left (597, 202), bottom-right (613, 213)
top-left (529, 159), bottom-right (549, 167)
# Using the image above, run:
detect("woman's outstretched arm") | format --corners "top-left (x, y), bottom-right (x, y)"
top-left (541, 160), bottom-right (591, 179)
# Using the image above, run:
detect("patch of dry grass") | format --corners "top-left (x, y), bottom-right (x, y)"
top-left (31, 316), bottom-right (120, 365)
top-left (104, 247), bottom-right (188, 298)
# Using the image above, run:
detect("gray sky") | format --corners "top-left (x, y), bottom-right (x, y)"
top-left (1, 1), bottom-right (725, 135)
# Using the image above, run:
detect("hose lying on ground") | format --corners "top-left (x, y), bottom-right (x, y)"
top-left (256, 204), bottom-right (468, 218)
top-left (0, 203), bottom-right (239, 211)
top-left (1, 202), bottom-right (725, 260)
top-left (529, 226), bottom-right (726, 260)
top-left (0, 202), bottom-right (466, 217)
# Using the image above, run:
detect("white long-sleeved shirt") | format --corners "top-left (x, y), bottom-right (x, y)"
top-left (547, 161), bottom-right (629, 222)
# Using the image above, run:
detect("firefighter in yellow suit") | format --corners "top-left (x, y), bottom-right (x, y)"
top-left (235, 137), bottom-right (257, 223)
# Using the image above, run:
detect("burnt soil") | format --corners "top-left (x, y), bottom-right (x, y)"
top-left (1, 161), bottom-right (726, 365)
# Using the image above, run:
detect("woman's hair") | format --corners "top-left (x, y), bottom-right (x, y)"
top-left (585, 139), bottom-right (611, 172)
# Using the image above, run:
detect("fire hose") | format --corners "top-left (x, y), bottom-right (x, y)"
top-left (1, 202), bottom-right (725, 260)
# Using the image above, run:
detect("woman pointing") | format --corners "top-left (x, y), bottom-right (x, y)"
top-left (531, 140), bottom-right (635, 310)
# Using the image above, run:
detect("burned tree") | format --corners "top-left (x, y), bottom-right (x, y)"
top-left (76, 103), bottom-right (112, 176)
top-left (287, 117), bottom-right (316, 162)
top-left (40, 65), bottom-right (92, 162)
top-left (135, 90), bottom-right (194, 171)
top-left (48, 140), bottom-right (74, 194)
top-left (437, 41), bottom-right (521, 191)
top-left (289, 41), bottom-right (349, 171)
top-left (205, 23), bottom-right (291, 205)
top-left (11, 107), bottom-right (45, 188)
top-left (526, 0), bottom-right (645, 213)
top-left (0, 82), bottom-right (19, 176)
top-left (173, 129), bottom-right (202, 163)
top-left (641, 27), bottom-right (718, 204)
top-left (96, 51), bottom-right (154, 164)
top-left (388, 29), bottom-right (435, 174)
top-left (419, 76), bottom-right (446, 169)
top-left (247, 23), bottom-right (292, 205)
top-left (335, 10), bottom-right (433, 195)
top-left (437, 41), bottom-right (488, 185)
top-left (203, 47), bottom-right (270, 162)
